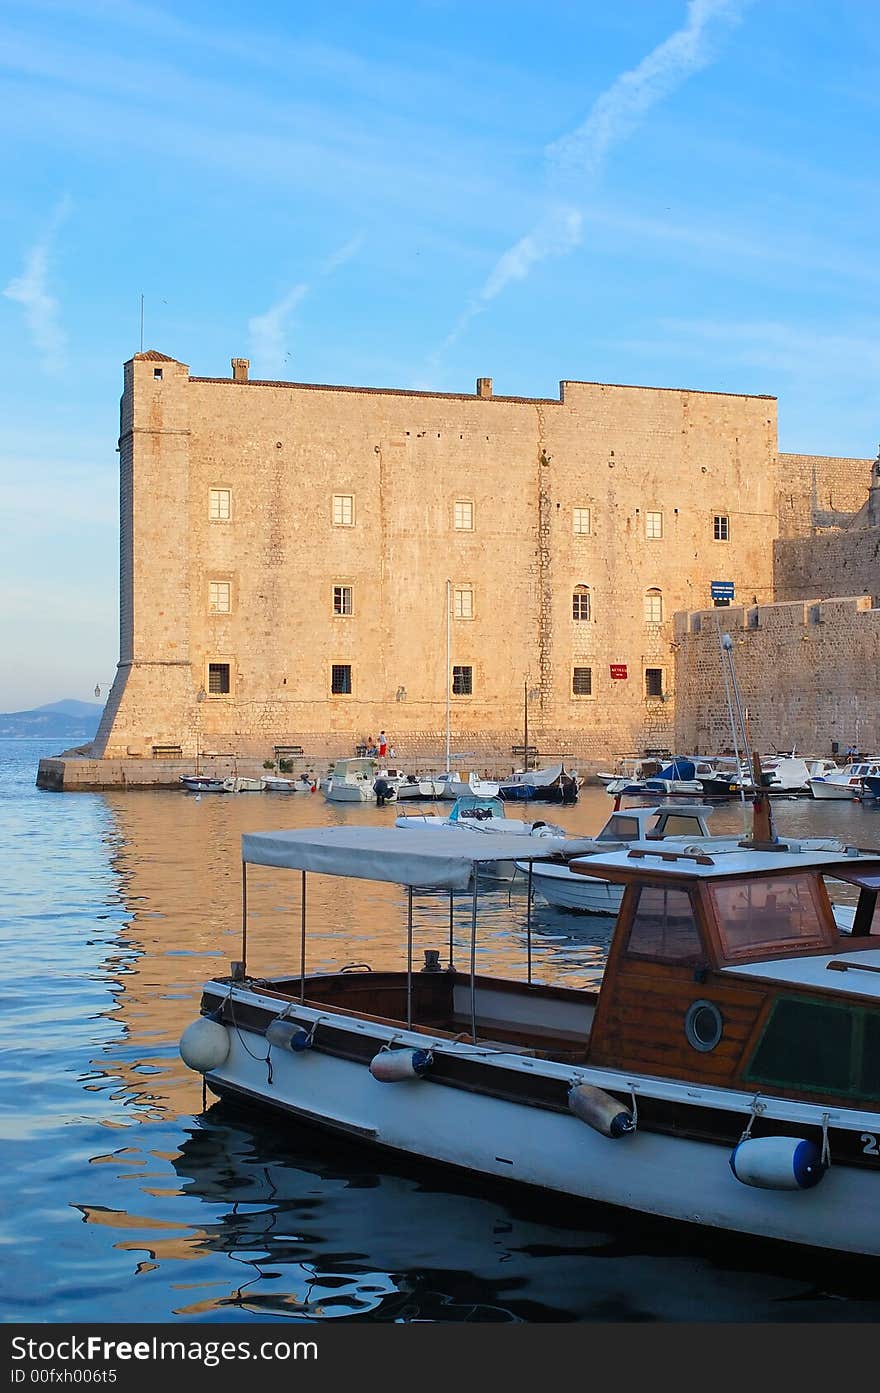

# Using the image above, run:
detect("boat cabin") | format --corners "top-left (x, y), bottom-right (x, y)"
top-left (570, 841), bottom-right (880, 1108)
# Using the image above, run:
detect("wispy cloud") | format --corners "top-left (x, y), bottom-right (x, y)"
top-left (3, 196), bottom-right (72, 374)
top-left (248, 234), bottom-right (364, 376)
top-left (435, 0), bottom-right (746, 360)
top-left (248, 284), bottom-right (310, 378)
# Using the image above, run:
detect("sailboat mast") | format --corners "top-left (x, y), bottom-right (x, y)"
top-left (445, 578), bottom-right (451, 774)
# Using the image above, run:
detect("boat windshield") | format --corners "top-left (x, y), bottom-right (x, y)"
top-left (709, 873), bottom-right (827, 960)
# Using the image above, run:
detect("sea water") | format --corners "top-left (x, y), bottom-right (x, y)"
top-left (2, 737), bottom-right (879, 1324)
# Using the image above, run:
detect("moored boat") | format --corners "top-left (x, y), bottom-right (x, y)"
top-left (808, 759), bottom-right (880, 800)
top-left (180, 813), bottom-right (880, 1258)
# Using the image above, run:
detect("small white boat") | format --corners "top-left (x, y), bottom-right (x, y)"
top-left (179, 775), bottom-right (233, 793)
top-left (396, 795), bottom-right (566, 880)
top-left (262, 775), bottom-right (316, 793)
top-left (323, 757), bottom-right (378, 803)
top-left (520, 802), bottom-right (719, 914)
top-left (435, 771), bottom-right (500, 799)
top-left (180, 816), bottom-right (880, 1259)
top-left (394, 773), bottom-right (448, 800)
top-left (808, 760), bottom-right (880, 800)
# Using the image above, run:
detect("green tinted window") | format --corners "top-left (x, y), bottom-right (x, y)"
top-left (745, 996), bottom-right (880, 1101)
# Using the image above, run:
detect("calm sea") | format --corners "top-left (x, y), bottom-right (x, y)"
top-left (2, 736), bottom-right (880, 1325)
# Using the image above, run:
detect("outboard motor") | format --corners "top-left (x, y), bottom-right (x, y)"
top-left (373, 777), bottom-right (396, 806)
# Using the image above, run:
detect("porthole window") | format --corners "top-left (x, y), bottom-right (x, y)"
top-left (684, 999), bottom-right (723, 1052)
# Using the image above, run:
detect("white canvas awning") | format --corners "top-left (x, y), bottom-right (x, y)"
top-left (241, 825), bottom-right (561, 889)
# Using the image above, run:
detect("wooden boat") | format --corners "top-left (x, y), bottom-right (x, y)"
top-left (180, 813), bottom-right (880, 1257)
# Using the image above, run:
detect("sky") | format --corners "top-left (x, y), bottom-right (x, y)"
top-left (1, 0), bottom-right (878, 710)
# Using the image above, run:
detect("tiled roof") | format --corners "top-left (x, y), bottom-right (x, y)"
top-left (133, 349), bottom-right (180, 362)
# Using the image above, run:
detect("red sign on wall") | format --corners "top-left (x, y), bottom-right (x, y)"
top-left (609, 664), bottom-right (628, 680)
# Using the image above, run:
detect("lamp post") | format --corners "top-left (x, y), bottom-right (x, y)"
top-left (195, 686), bottom-right (206, 774)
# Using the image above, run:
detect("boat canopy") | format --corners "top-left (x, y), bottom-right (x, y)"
top-left (241, 825), bottom-right (560, 889)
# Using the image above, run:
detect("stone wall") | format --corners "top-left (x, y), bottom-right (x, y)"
top-left (92, 353), bottom-right (779, 767)
top-left (776, 452), bottom-right (873, 538)
top-left (673, 595), bottom-right (880, 755)
top-left (775, 525), bottom-right (880, 604)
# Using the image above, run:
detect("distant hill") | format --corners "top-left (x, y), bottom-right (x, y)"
top-left (0, 700), bottom-right (104, 740)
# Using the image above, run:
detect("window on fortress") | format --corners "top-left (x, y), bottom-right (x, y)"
top-left (644, 589), bottom-right (663, 623)
top-left (572, 587), bottom-right (591, 621)
top-left (454, 500), bottom-right (474, 530)
top-left (645, 668), bottom-right (664, 699)
top-left (573, 507), bottom-right (591, 535)
top-left (208, 663), bottom-right (230, 695)
top-left (333, 585), bottom-right (353, 615)
top-left (209, 581), bottom-right (231, 614)
top-left (332, 494), bottom-right (355, 527)
top-left (453, 585), bottom-right (474, 620)
top-left (209, 488), bottom-right (231, 521)
top-left (645, 511), bottom-right (663, 539)
top-left (572, 667), bottom-right (592, 696)
top-left (714, 514), bottom-right (730, 541)
top-left (452, 665), bottom-right (473, 696)
top-left (331, 664), bottom-right (352, 695)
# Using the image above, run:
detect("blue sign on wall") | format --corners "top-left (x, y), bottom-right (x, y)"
top-left (711, 581), bottom-right (735, 600)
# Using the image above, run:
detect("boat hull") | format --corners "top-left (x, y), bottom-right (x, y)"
top-left (808, 779), bottom-right (861, 800)
top-left (526, 864), bottom-right (624, 914)
top-left (205, 1009), bottom-right (880, 1258)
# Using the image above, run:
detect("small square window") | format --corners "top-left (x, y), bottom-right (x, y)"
top-left (452, 665), bottom-right (473, 695)
top-left (453, 584), bottom-right (474, 619)
top-left (645, 667), bottom-right (664, 698)
top-left (209, 488), bottom-right (231, 521)
top-left (572, 667), bottom-right (592, 696)
top-left (208, 662), bottom-right (230, 695)
top-left (331, 663), bottom-right (352, 694)
top-left (573, 507), bottom-right (591, 535)
top-left (332, 494), bottom-right (355, 527)
top-left (209, 581), bottom-right (231, 613)
top-left (714, 514), bottom-right (730, 540)
top-left (454, 500), bottom-right (474, 531)
top-left (645, 511), bottom-right (663, 539)
top-left (333, 585), bottom-right (353, 615)
top-left (153, 368), bottom-right (163, 380)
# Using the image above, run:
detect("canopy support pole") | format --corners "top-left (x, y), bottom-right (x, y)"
top-left (469, 877), bottom-right (478, 1042)
top-left (241, 862), bottom-right (248, 976)
top-left (300, 870), bottom-right (307, 1002)
top-left (448, 892), bottom-right (455, 969)
top-left (526, 861), bottom-right (534, 986)
top-left (407, 886), bottom-right (414, 1029)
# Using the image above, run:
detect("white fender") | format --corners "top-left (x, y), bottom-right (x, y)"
top-left (179, 1017), bottom-right (230, 1073)
top-left (369, 1048), bottom-right (432, 1082)
top-left (568, 1083), bottom-right (635, 1138)
top-left (266, 1019), bottom-right (314, 1052)
top-left (730, 1135), bottom-right (825, 1190)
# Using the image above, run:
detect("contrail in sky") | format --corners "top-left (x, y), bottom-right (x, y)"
top-left (434, 0), bottom-right (747, 358)
top-left (3, 196), bottom-right (73, 374)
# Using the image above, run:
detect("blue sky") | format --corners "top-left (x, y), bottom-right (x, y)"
top-left (1, 0), bottom-right (878, 709)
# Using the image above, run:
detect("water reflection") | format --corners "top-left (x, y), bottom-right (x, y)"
top-left (6, 738), bottom-right (880, 1324)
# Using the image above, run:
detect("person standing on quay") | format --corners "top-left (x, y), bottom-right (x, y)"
top-left (378, 731), bottom-right (388, 759)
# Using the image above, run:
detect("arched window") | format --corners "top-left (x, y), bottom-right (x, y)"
top-left (644, 588), bottom-right (663, 623)
top-left (572, 586), bottom-right (591, 621)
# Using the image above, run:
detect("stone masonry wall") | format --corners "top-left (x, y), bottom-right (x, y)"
top-left (776, 452), bottom-right (873, 538)
top-left (93, 354), bottom-right (779, 768)
top-left (673, 595), bottom-right (880, 755)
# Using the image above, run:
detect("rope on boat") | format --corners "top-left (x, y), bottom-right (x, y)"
top-left (226, 992), bottom-right (274, 1085)
top-left (737, 1094), bottom-right (767, 1143)
top-left (820, 1112), bottom-right (832, 1168)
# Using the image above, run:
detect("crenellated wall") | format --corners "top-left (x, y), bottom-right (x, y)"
top-left (673, 595), bottom-right (880, 755)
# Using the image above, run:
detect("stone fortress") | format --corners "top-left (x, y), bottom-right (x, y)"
top-left (38, 352), bottom-right (879, 788)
